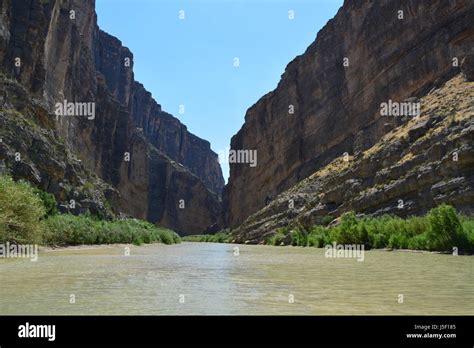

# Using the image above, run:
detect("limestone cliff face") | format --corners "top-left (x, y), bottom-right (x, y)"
top-left (233, 74), bottom-right (474, 243)
top-left (0, 73), bottom-right (119, 218)
top-left (95, 30), bottom-right (224, 195)
top-left (129, 81), bottom-right (224, 196)
top-left (0, 0), bottom-right (223, 234)
top-left (224, 0), bottom-right (474, 228)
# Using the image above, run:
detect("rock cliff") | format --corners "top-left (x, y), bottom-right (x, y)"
top-left (224, 0), bottom-right (474, 230)
top-left (232, 74), bottom-right (474, 243)
top-left (0, 0), bottom-right (223, 234)
top-left (96, 30), bottom-right (224, 195)
top-left (2, 0), bottom-right (473, 238)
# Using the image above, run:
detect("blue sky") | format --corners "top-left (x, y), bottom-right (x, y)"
top-left (96, 0), bottom-right (343, 182)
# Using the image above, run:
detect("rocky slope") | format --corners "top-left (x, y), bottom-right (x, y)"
top-left (0, 73), bottom-right (118, 218)
top-left (0, 0), bottom-right (223, 234)
top-left (232, 74), bottom-right (474, 243)
top-left (224, 0), bottom-right (474, 229)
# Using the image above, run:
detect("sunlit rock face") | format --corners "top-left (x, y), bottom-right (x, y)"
top-left (231, 75), bottom-right (474, 243)
top-left (224, 0), bottom-right (474, 229)
top-left (0, 0), bottom-right (223, 234)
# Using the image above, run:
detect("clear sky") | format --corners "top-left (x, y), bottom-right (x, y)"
top-left (96, 0), bottom-right (343, 182)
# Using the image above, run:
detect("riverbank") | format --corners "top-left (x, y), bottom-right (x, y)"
top-left (43, 214), bottom-right (181, 246)
top-left (0, 175), bottom-right (180, 247)
top-left (40, 243), bottom-right (140, 252)
top-left (185, 205), bottom-right (474, 254)
top-left (2, 174), bottom-right (473, 253)
top-left (272, 205), bottom-right (474, 254)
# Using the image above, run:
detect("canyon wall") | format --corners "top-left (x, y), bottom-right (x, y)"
top-left (224, 0), bottom-right (474, 228)
top-left (0, 0), bottom-right (223, 234)
top-left (96, 30), bottom-right (224, 195)
top-left (232, 73), bottom-right (474, 243)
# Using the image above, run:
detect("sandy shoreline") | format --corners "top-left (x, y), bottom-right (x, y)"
top-left (39, 243), bottom-right (136, 253)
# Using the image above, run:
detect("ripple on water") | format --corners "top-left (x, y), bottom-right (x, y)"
top-left (0, 243), bottom-right (472, 315)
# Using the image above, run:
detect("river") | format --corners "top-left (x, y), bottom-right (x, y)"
top-left (0, 242), bottom-right (472, 315)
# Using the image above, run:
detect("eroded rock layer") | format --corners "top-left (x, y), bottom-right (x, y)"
top-left (224, 0), bottom-right (474, 228)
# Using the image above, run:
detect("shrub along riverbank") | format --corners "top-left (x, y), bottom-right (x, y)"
top-left (0, 175), bottom-right (180, 246)
top-left (268, 205), bottom-right (474, 253)
top-left (2, 175), bottom-right (473, 252)
top-left (182, 230), bottom-right (232, 243)
top-left (183, 205), bottom-right (474, 254)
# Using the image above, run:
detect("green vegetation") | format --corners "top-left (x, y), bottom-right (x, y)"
top-left (0, 175), bottom-right (180, 246)
top-left (44, 215), bottom-right (180, 246)
top-left (182, 230), bottom-right (232, 243)
top-left (0, 175), bottom-right (45, 244)
top-left (266, 205), bottom-right (474, 253)
top-left (33, 188), bottom-right (58, 217)
top-left (426, 204), bottom-right (467, 251)
top-left (291, 227), bottom-right (308, 247)
top-left (2, 173), bottom-right (473, 253)
top-left (267, 227), bottom-right (287, 246)
top-left (82, 181), bottom-right (95, 193)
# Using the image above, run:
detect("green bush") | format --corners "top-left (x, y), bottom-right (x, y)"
top-left (308, 226), bottom-right (327, 247)
top-left (0, 176), bottom-right (45, 244)
top-left (266, 227), bottom-right (287, 246)
top-left (407, 233), bottom-right (428, 250)
top-left (33, 188), bottom-right (58, 217)
top-left (210, 230), bottom-right (233, 243)
top-left (271, 205), bottom-right (473, 253)
top-left (328, 212), bottom-right (368, 245)
top-left (320, 215), bottom-right (334, 226)
top-left (182, 230), bottom-right (232, 243)
top-left (0, 175), bottom-right (180, 247)
top-left (388, 232), bottom-right (409, 249)
top-left (405, 216), bottom-right (430, 236)
top-left (291, 227), bottom-right (308, 246)
top-left (426, 204), bottom-right (465, 251)
top-left (43, 215), bottom-right (180, 246)
top-left (462, 217), bottom-right (474, 252)
top-left (369, 232), bottom-right (389, 249)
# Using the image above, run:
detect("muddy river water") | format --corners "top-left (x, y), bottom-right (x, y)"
top-left (0, 242), bottom-right (472, 315)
